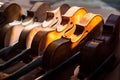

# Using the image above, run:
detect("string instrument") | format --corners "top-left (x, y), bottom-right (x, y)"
top-left (0, 6), bottom-right (87, 79)
top-left (0, 4), bottom-right (70, 70)
top-left (0, 2), bottom-right (23, 48)
top-left (36, 13), bottom-right (120, 79)
top-left (30, 6), bottom-right (88, 57)
top-left (4, 2), bottom-right (51, 47)
top-left (25, 3), bottom-right (70, 49)
top-left (4, 2), bottom-right (69, 49)
top-left (42, 13), bottom-right (103, 70)
top-left (4, 4), bottom-right (69, 57)
top-left (0, 4), bottom-right (69, 67)
top-left (79, 14), bottom-right (120, 74)
top-left (2, 14), bottom-right (119, 80)
top-left (0, 2), bottom-right (50, 60)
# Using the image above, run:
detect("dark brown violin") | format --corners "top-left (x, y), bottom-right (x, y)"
top-left (0, 6), bottom-right (87, 80)
top-left (79, 14), bottom-right (120, 75)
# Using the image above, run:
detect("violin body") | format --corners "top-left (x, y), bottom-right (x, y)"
top-left (0, 2), bottom-right (51, 60)
top-left (1, 3), bottom-right (70, 61)
top-left (4, 2), bottom-right (51, 48)
top-left (30, 6), bottom-right (88, 57)
top-left (0, 1), bottom-right (119, 80)
top-left (79, 14), bottom-right (120, 74)
top-left (0, 2), bottom-right (23, 48)
top-left (30, 4), bottom-right (71, 57)
top-left (42, 13), bottom-right (103, 70)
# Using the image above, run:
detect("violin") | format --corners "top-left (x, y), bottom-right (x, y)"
top-left (30, 6), bottom-right (88, 57)
top-left (4, 2), bottom-right (51, 48)
top-left (0, 3), bottom-right (70, 69)
top-left (0, 2), bottom-right (51, 60)
top-left (0, 5), bottom-right (87, 79)
top-left (0, 2), bottom-right (23, 48)
top-left (4, 4), bottom-right (70, 60)
top-left (25, 3), bottom-right (70, 49)
top-left (42, 13), bottom-right (103, 70)
top-left (79, 14), bottom-right (120, 74)
top-left (1, 8), bottom-right (119, 80)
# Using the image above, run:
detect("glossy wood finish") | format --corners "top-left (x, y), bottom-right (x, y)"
top-left (0, 3), bottom-right (51, 61)
top-left (31, 6), bottom-right (88, 57)
top-left (4, 3), bottom-right (70, 60)
top-left (0, 1), bottom-right (119, 80)
top-left (4, 2), bottom-right (51, 48)
top-left (0, 3), bottom-right (70, 66)
top-left (42, 13), bottom-right (103, 70)
top-left (26, 4), bottom-right (70, 49)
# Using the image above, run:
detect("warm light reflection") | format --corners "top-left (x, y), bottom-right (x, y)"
top-left (70, 13), bottom-right (103, 49)
top-left (41, 7), bottom-right (88, 54)
top-left (26, 27), bottom-right (42, 49)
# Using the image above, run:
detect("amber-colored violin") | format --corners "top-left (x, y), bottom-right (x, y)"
top-left (0, 6), bottom-right (87, 79)
top-left (0, 4), bottom-right (69, 74)
top-left (0, 3), bottom-right (69, 65)
top-left (30, 6), bottom-right (88, 57)
top-left (25, 4), bottom-right (70, 49)
top-left (8, 3), bottom-right (70, 60)
top-left (42, 13), bottom-right (103, 70)
top-left (0, 4), bottom-right (70, 67)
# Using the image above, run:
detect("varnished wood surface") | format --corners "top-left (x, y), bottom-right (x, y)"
top-left (42, 13), bottom-right (103, 70)
top-left (0, 0), bottom-right (119, 80)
